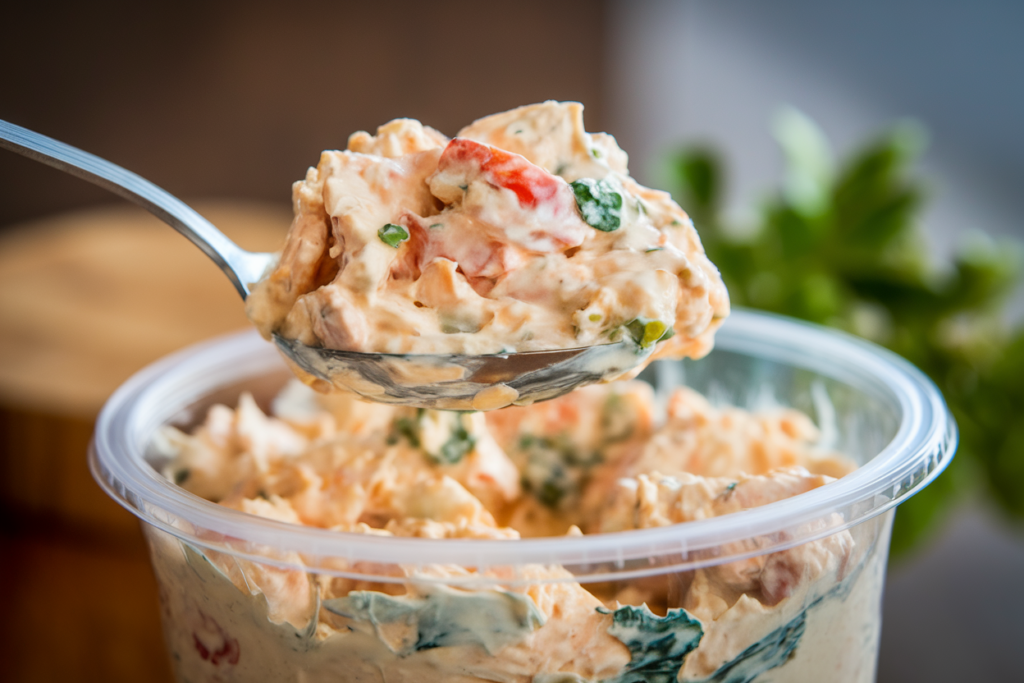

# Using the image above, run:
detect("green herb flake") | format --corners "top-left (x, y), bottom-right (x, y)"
top-left (589, 313), bottom-right (602, 322)
top-left (625, 319), bottom-right (673, 348)
top-left (173, 468), bottom-right (190, 485)
top-left (646, 246), bottom-right (666, 253)
top-left (392, 416), bottom-right (421, 448)
top-left (436, 419), bottom-right (475, 465)
top-left (726, 482), bottom-right (738, 492)
top-left (571, 178), bottom-right (623, 232)
top-left (429, 223), bottom-right (443, 229)
top-left (378, 223), bottom-right (409, 248)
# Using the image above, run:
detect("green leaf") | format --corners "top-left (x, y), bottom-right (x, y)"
top-left (436, 418), bottom-right (475, 465)
top-left (324, 586), bottom-right (543, 656)
top-left (571, 178), bottom-right (623, 232)
top-left (378, 223), bottom-right (410, 248)
top-left (598, 604), bottom-right (703, 683)
top-left (773, 106), bottom-right (834, 217)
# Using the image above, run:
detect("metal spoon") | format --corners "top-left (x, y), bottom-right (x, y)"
top-left (0, 119), bottom-right (649, 409)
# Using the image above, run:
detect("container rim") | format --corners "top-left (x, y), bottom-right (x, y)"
top-left (90, 310), bottom-right (956, 583)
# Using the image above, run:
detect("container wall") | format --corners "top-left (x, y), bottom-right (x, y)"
top-left (145, 510), bottom-right (894, 683)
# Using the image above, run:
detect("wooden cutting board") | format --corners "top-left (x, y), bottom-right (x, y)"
top-left (0, 200), bottom-right (291, 532)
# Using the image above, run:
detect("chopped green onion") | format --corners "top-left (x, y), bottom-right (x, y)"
top-left (378, 223), bottom-right (409, 248)
top-left (625, 319), bottom-right (674, 348)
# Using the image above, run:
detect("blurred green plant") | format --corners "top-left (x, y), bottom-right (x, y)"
top-left (669, 108), bottom-right (1024, 559)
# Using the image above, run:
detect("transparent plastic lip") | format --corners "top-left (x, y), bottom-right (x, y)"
top-left (90, 310), bottom-right (957, 584)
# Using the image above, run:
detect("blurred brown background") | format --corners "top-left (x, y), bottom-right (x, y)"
top-left (0, 2), bottom-right (605, 681)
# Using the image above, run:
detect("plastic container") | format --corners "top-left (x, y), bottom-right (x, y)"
top-left (90, 309), bottom-right (956, 682)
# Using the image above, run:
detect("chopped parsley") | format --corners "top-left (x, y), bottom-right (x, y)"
top-left (378, 223), bottom-right (409, 248)
top-left (571, 178), bottom-right (623, 232)
top-left (389, 409), bottom-right (476, 465)
top-left (517, 434), bottom-right (599, 509)
top-left (436, 418), bottom-right (475, 465)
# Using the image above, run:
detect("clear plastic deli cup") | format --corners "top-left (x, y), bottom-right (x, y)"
top-left (90, 309), bottom-right (955, 682)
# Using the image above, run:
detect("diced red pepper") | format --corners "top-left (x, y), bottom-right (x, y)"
top-left (439, 138), bottom-right (561, 209)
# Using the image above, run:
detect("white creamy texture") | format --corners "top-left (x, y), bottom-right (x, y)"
top-left (245, 102), bottom-right (729, 361)
top-left (149, 379), bottom-right (887, 682)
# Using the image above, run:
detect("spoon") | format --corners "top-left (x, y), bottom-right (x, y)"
top-left (0, 119), bottom-right (650, 410)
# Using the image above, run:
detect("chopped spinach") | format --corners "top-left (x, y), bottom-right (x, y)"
top-left (378, 223), bottom-right (409, 248)
top-left (390, 414), bottom-right (422, 448)
top-left (625, 318), bottom-right (675, 349)
top-left (324, 586), bottom-right (544, 656)
top-left (685, 611), bottom-right (805, 683)
top-left (597, 604), bottom-right (704, 683)
top-left (571, 178), bottom-right (623, 232)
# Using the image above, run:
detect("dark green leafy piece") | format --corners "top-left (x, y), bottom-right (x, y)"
top-left (436, 418), bottom-right (475, 465)
top-left (378, 223), bottom-right (409, 248)
top-left (517, 433), bottom-right (600, 509)
top-left (597, 604), bottom-right (703, 683)
top-left (324, 587), bottom-right (543, 656)
top-left (686, 612), bottom-right (806, 683)
top-left (571, 178), bottom-right (623, 232)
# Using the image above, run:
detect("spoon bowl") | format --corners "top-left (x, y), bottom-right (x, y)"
top-left (0, 119), bottom-right (645, 409)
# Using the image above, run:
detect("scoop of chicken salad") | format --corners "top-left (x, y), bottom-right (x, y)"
top-left (246, 102), bottom-right (729, 367)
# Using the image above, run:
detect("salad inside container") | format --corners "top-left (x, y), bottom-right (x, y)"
top-left (91, 309), bottom-right (954, 683)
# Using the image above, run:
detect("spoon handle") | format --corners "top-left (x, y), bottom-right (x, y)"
top-left (0, 118), bottom-right (274, 299)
